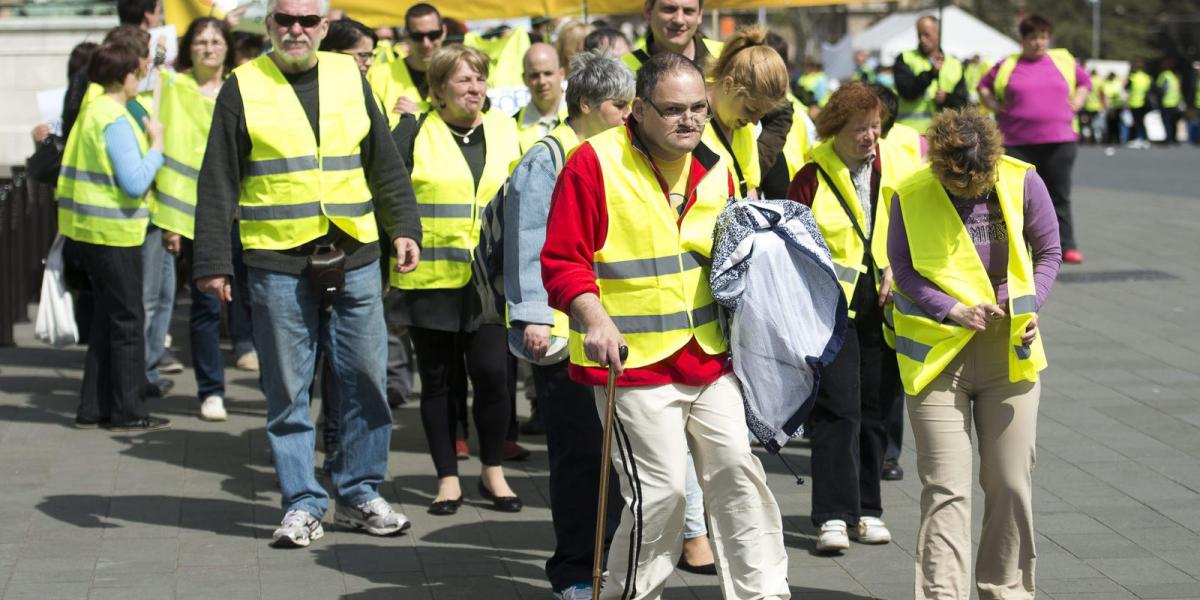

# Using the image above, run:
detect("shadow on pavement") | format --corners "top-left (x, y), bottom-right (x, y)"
top-left (35, 494), bottom-right (270, 538)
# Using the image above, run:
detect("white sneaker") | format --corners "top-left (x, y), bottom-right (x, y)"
top-left (851, 516), bottom-right (892, 544)
top-left (816, 519), bottom-right (850, 553)
top-left (334, 497), bottom-right (411, 536)
top-left (235, 350), bottom-right (259, 372)
top-left (271, 509), bottom-right (323, 548)
top-left (199, 395), bottom-right (227, 421)
top-left (555, 584), bottom-right (594, 600)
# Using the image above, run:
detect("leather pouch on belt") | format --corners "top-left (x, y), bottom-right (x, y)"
top-left (306, 244), bottom-right (346, 310)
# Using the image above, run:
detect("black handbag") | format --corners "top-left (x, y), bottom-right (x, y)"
top-left (28, 134), bottom-right (65, 185)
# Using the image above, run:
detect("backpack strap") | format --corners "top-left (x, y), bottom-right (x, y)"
top-left (403, 112), bottom-right (430, 169)
top-left (537, 134), bottom-right (567, 175)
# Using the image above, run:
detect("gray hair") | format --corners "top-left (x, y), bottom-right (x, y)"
top-left (266, 0), bottom-right (331, 16)
top-left (566, 51), bottom-right (635, 120)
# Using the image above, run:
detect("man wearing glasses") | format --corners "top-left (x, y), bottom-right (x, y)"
top-left (366, 2), bottom-right (445, 128)
top-left (193, 0), bottom-right (422, 548)
top-left (541, 52), bottom-right (790, 600)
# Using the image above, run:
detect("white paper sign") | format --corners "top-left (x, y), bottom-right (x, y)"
top-left (37, 87), bottom-right (66, 136)
top-left (487, 87), bottom-right (531, 117)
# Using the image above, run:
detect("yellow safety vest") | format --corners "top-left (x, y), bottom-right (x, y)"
top-left (1084, 85), bottom-right (1104, 112)
top-left (1156, 70), bottom-right (1181, 109)
top-left (622, 37), bottom-right (725, 73)
top-left (236, 52), bottom-right (377, 250)
top-left (515, 100), bottom-right (569, 153)
top-left (702, 120), bottom-right (760, 197)
top-left (372, 39), bottom-right (399, 66)
top-left (152, 72), bottom-right (215, 239)
top-left (506, 122), bottom-right (579, 339)
top-left (883, 122), bottom-right (923, 166)
top-left (366, 57), bottom-right (431, 130)
top-left (779, 95), bottom-right (812, 187)
top-left (1102, 79), bottom-right (1125, 108)
top-left (568, 126), bottom-right (730, 369)
top-left (464, 31), bottom-right (529, 90)
top-left (892, 157), bottom-right (1047, 396)
top-left (897, 50), bottom-right (964, 132)
top-left (391, 109), bottom-right (521, 289)
top-left (1127, 71), bottom-right (1152, 109)
top-left (56, 94), bottom-right (150, 247)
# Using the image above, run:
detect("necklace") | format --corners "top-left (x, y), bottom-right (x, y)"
top-left (446, 122), bottom-right (479, 144)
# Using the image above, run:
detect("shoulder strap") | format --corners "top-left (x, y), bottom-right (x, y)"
top-left (632, 48), bottom-right (651, 66)
top-left (404, 112), bottom-right (430, 168)
top-left (815, 165), bottom-right (872, 255)
top-left (538, 135), bottom-right (566, 174)
top-left (712, 124), bottom-right (747, 197)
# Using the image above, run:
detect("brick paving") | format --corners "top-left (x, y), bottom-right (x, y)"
top-left (1, 146), bottom-right (1199, 599)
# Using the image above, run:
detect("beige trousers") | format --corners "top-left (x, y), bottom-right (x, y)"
top-left (908, 320), bottom-right (1040, 600)
top-left (594, 373), bottom-right (790, 600)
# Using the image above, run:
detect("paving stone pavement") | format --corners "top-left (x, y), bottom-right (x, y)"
top-left (1, 146), bottom-right (1199, 599)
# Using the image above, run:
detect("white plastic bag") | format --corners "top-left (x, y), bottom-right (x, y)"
top-left (1144, 110), bottom-right (1166, 142)
top-left (34, 234), bottom-right (79, 347)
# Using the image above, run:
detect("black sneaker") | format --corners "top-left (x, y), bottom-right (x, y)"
top-left (145, 379), bottom-right (175, 398)
top-left (109, 417), bottom-right (172, 432)
top-left (881, 459), bottom-right (904, 481)
top-left (157, 350), bottom-right (184, 374)
top-left (73, 416), bottom-right (110, 429)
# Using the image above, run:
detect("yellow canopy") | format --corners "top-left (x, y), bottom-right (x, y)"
top-left (332, 0), bottom-right (868, 28)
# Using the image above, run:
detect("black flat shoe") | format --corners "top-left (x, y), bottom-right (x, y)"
top-left (881, 460), bottom-right (904, 481)
top-left (73, 416), bottom-right (110, 429)
top-left (428, 496), bottom-right (463, 516)
top-left (109, 416), bottom-right (172, 432)
top-left (676, 556), bottom-right (717, 575)
top-left (477, 481), bottom-right (522, 513)
top-left (145, 379), bottom-right (175, 398)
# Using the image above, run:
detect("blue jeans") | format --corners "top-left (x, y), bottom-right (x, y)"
top-left (229, 224), bottom-right (255, 356)
top-left (185, 226), bottom-right (254, 400)
top-left (248, 263), bottom-right (392, 517)
top-left (141, 225), bottom-right (175, 382)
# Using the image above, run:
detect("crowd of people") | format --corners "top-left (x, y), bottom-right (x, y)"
top-left (43, 0), bottom-right (1154, 597)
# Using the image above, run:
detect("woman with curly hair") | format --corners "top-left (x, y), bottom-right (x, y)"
top-left (888, 108), bottom-right (1061, 599)
top-left (786, 80), bottom-right (921, 554)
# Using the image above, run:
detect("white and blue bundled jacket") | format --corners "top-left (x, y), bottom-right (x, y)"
top-left (709, 199), bottom-right (847, 453)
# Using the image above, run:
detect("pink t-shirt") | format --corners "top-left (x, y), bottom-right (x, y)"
top-left (979, 54), bottom-right (1091, 146)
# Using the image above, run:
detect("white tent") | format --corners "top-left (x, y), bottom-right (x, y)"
top-left (852, 6), bottom-right (1020, 68)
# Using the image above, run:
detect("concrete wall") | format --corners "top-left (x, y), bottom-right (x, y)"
top-left (0, 16), bottom-right (116, 172)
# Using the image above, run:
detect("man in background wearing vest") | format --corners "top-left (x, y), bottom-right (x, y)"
top-left (1126, 60), bottom-right (1153, 148)
top-left (542, 52), bottom-right (789, 600)
top-left (515, 43), bottom-right (567, 153)
top-left (1156, 57), bottom-right (1183, 145)
top-left (366, 2), bottom-right (444, 128)
top-left (193, 0), bottom-right (423, 549)
top-left (894, 15), bottom-right (968, 132)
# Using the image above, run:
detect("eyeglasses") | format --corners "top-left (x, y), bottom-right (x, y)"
top-left (408, 30), bottom-right (442, 43)
top-left (644, 97), bottom-right (712, 124)
top-left (272, 13), bottom-right (322, 28)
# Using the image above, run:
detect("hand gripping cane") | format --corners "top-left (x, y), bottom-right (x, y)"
top-left (592, 345), bottom-right (628, 595)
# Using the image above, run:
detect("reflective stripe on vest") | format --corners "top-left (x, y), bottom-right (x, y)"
top-left (366, 58), bottom-right (431, 130)
top-left (56, 95), bottom-right (149, 247)
top-left (391, 110), bottom-right (521, 290)
top-left (567, 126), bottom-right (730, 369)
top-left (897, 50), bottom-right (964, 133)
top-left (236, 52), bottom-right (377, 251)
top-left (153, 72), bottom-right (215, 239)
top-left (892, 157), bottom-right (1048, 395)
top-left (703, 120), bottom-right (760, 196)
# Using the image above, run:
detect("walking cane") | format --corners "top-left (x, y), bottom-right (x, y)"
top-left (592, 344), bottom-right (628, 595)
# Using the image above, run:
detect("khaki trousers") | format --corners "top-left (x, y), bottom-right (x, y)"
top-left (594, 373), bottom-right (790, 600)
top-left (908, 320), bottom-right (1040, 600)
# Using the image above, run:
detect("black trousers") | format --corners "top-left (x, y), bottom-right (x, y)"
top-left (1162, 107), bottom-right (1181, 144)
top-left (884, 390), bottom-right (904, 462)
top-left (535, 360), bottom-right (622, 591)
top-left (410, 324), bottom-right (510, 476)
top-left (1131, 106), bottom-right (1149, 141)
top-left (810, 283), bottom-right (900, 526)
top-left (1105, 109), bottom-right (1123, 145)
top-left (1006, 141), bottom-right (1079, 251)
top-left (74, 241), bottom-right (148, 425)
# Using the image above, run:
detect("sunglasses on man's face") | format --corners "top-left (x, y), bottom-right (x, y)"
top-left (408, 30), bottom-right (442, 43)
top-left (272, 13), bottom-right (322, 28)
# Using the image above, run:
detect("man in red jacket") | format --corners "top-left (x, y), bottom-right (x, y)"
top-left (541, 52), bottom-right (790, 600)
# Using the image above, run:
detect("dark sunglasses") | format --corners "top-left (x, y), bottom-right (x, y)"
top-left (272, 13), bottom-right (322, 28)
top-left (408, 30), bottom-right (442, 42)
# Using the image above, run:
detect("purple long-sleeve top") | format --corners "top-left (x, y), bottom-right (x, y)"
top-left (888, 169), bottom-right (1062, 322)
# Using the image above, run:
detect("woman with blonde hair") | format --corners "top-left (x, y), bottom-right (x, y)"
top-left (888, 108), bottom-right (1060, 599)
top-left (554, 20), bottom-right (593, 74)
top-left (786, 80), bottom-right (921, 554)
top-left (704, 25), bottom-right (789, 197)
top-left (389, 45), bottom-right (524, 515)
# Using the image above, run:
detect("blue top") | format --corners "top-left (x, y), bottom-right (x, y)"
top-left (502, 140), bottom-right (559, 327)
top-left (104, 115), bottom-right (162, 198)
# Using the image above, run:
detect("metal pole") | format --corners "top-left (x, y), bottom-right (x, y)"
top-left (1092, 0), bottom-right (1101, 59)
top-left (758, 7), bottom-right (767, 27)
